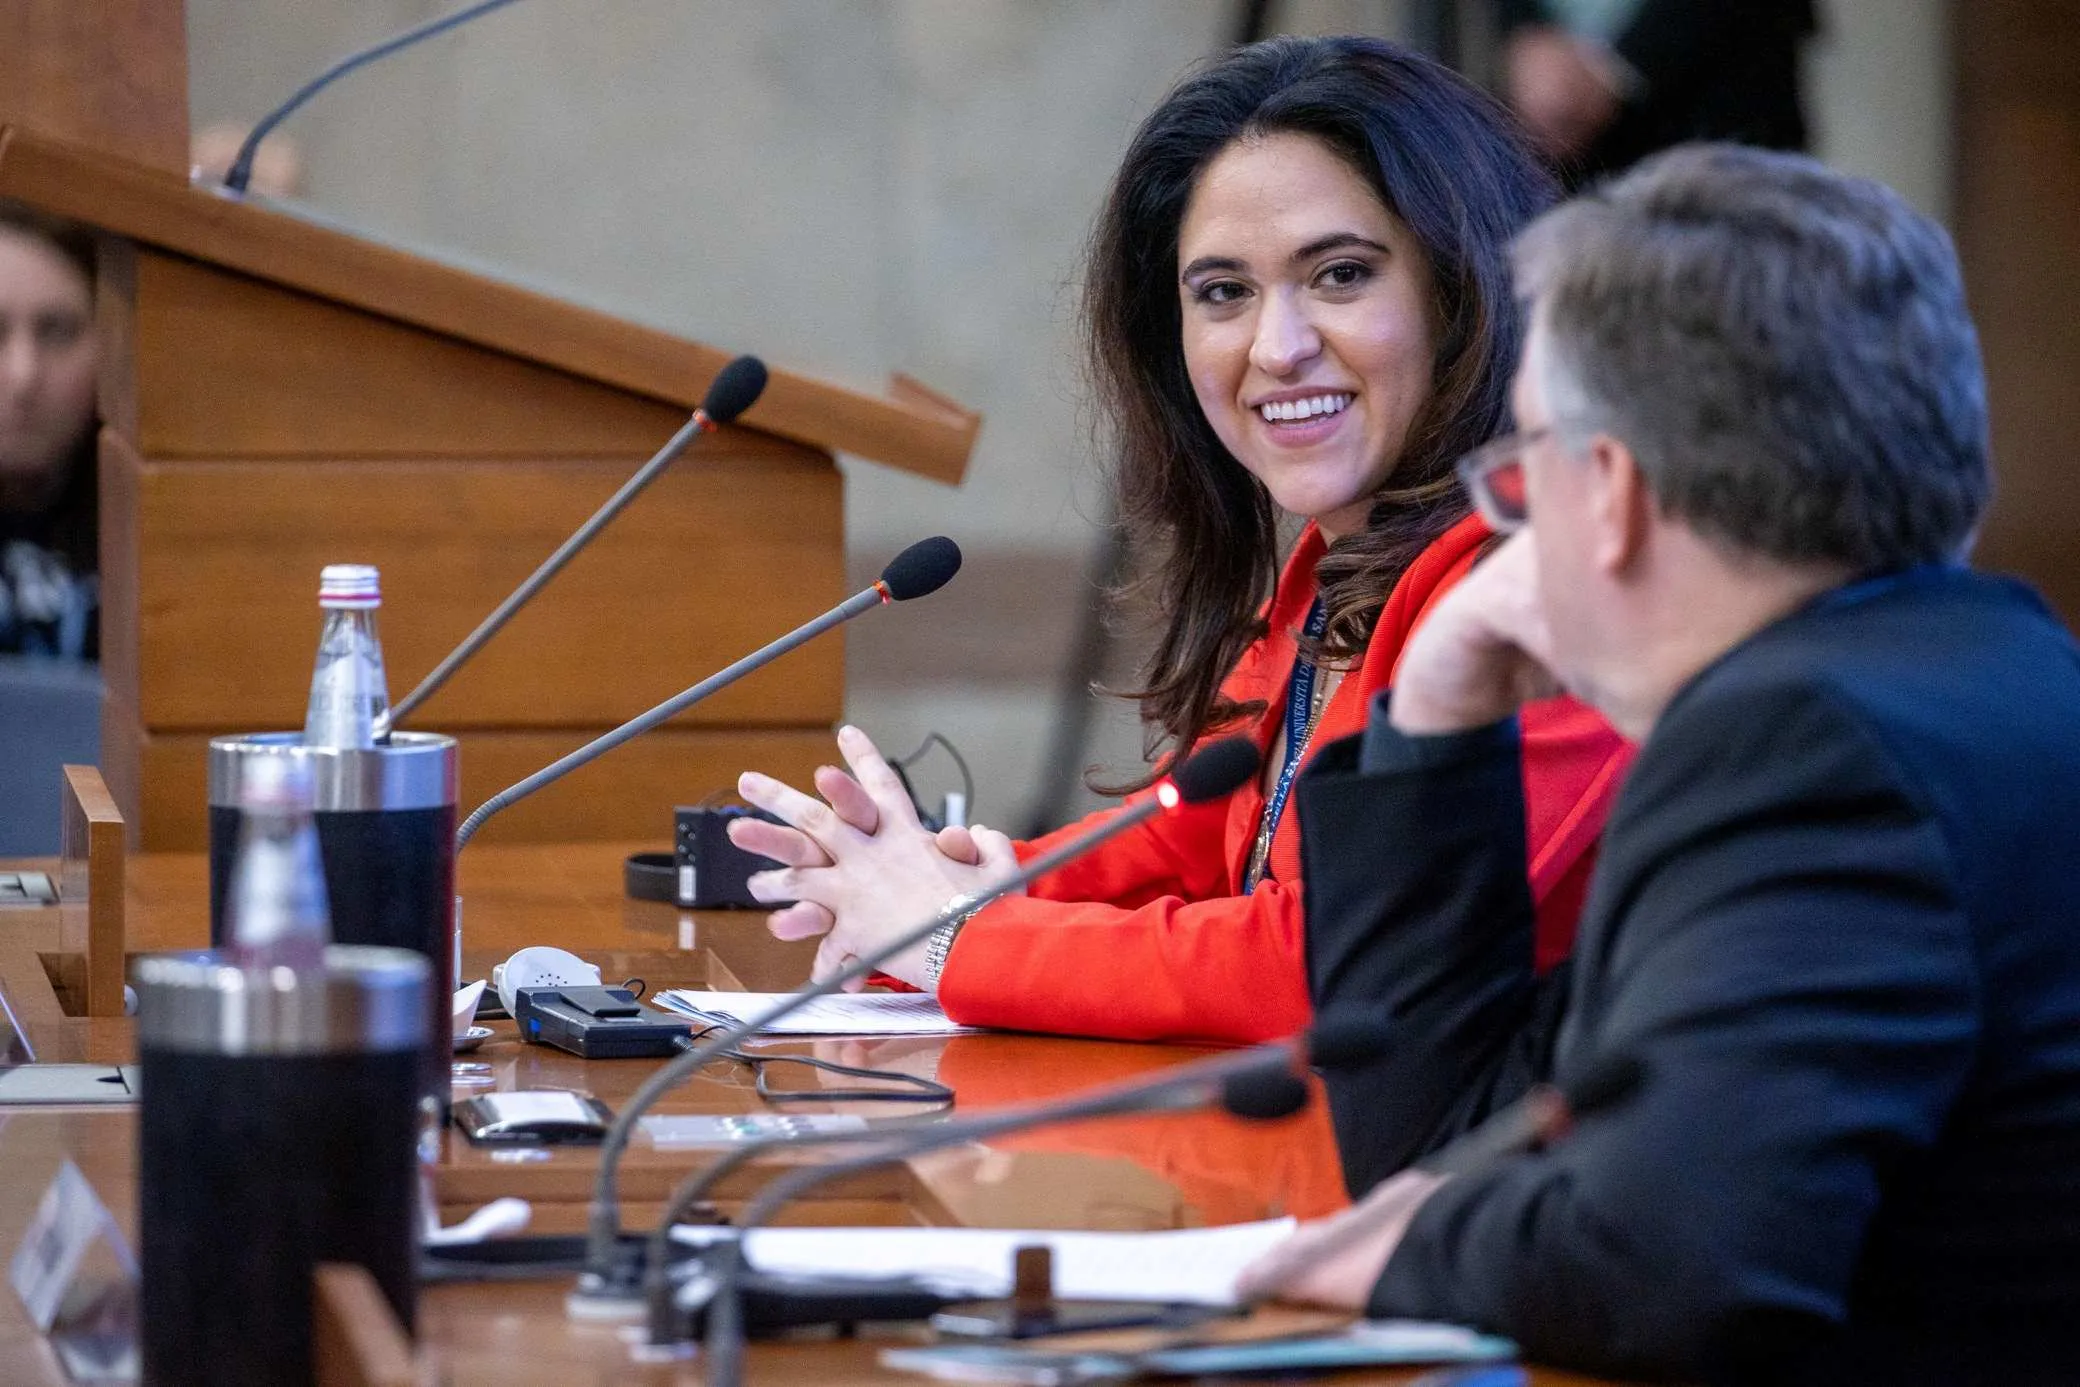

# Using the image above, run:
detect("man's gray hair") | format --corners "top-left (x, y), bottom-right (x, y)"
top-left (1513, 144), bottom-right (1990, 571)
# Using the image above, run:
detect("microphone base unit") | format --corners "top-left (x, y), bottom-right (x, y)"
top-left (652, 1257), bottom-right (959, 1346)
top-left (564, 1252), bottom-right (961, 1339)
top-left (425, 1232), bottom-right (711, 1288)
top-left (512, 985), bottom-right (693, 1060)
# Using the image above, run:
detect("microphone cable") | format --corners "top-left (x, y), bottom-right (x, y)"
top-left (225, 0), bottom-right (526, 195)
top-left (670, 1025), bottom-right (954, 1110)
top-left (888, 730), bottom-right (976, 829)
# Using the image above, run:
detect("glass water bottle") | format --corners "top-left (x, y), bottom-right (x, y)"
top-left (224, 753), bottom-right (331, 971)
top-left (303, 563), bottom-right (391, 749)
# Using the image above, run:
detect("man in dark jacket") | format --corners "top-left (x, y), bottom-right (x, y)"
top-left (1237, 145), bottom-right (2080, 1384)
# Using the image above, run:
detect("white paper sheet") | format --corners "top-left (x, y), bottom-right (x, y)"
top-left (673, 1219), bottom-right (1299, 1305)
top-left (654, 989), bottom-right (985, 1036)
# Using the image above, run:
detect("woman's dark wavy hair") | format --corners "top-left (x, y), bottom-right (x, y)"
top-left (1085, 35), bottom-right (1554, 783)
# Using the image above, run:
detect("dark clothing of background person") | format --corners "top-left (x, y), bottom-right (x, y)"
top-left (1297, 564), bottom-right (2080, 1383)
top-left (0, 430), bottom-right (97, 659)
top-left (1496, 0), bottom-right (1817, 181)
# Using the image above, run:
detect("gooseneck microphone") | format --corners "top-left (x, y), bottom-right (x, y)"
top-left (453, 533), bottom-right (959, 850)
top-left (645, 1016), bottom-right (1383, 1356)
top-left (575, 736), bottom-right (1262, 1295)
top-left (223, 0), bottom-right (526, 195)
top-left (386, 356), bottom-right (770, 733)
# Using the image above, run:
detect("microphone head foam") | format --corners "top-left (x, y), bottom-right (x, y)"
top-left (1562, 1051), bottom-right (1646, 1117)
top-left (1220, 1067), bottom-right (1311, 1121)
top-left (1303, 1012), bottom-right (1394, 1068)
top-left (1167, 737), bottom-right (1261, 805)
top-left (700, 355), bottom-right (769, 424)
top-left (879, 536), bottom-right (963, 601)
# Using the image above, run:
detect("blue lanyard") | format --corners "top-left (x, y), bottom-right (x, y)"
top-left (1250, 598), bottom-right (1328, 894)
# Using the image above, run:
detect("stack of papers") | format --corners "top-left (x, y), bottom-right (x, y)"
top-left (654, 989), bottom-right (984, 1036)
top-left (672, 1220), bottom-right (1300, 1304)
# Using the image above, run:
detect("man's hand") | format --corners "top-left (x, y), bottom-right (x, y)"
top-left (1503, 25), bottom-right (1625, 160)
top-left (728, 726), bottom-right (1021, 989)
top-left (1235, 1168), bottom-right (1450, 1309)
top-left (1389, 532), bottom-right (1562, 736)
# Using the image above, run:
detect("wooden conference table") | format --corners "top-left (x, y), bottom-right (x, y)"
top-left (0, 841), bottom-right (1621, 1385)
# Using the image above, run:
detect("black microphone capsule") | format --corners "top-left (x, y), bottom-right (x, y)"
top-left (1220, 1066), bottom-right (1311, 1121)
top-left (1302, 1013), bottom-right (1394, 1068)
top-left (879, 536), bottom-right (963, 602)
top-left (1168, 737), bottom-right (1261, 805)
top-left (700, 355), bottom-right (769, 424)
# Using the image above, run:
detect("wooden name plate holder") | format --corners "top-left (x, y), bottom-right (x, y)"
top-left (45, 765), bottom-right (126, 1019)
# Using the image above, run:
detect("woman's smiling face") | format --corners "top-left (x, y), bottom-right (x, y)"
top-left (1177, 131), bottom-right (1439, 542)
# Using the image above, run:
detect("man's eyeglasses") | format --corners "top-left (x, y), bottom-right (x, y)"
top-left (1454, 427), bottom-right (1550, 533)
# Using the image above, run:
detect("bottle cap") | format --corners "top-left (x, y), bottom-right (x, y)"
top-left (317, 564), bottom-right (382, 609)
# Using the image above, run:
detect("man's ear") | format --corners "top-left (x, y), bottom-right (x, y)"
top-left (1587, 435), bottom-right (1651, 575)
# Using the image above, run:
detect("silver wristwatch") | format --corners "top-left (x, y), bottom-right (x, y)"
top-left (922, 892), bottom-right (985, 990)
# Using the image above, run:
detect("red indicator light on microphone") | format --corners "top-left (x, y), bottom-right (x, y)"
top-left (1155, 780), bottom-right (1182, 810)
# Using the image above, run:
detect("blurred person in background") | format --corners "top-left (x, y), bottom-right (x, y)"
top-left (727, 36), bottom-right (1631, 1047)
top-left (0, 201), bottom-right (98, 661)
top-left (1497, 0), bottom-right (1816, 182)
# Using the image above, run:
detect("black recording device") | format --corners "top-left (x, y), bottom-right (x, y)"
top-left (511, 985), bottom-right (691, 1060)
top-left (676, 804), bottom-right (780, 907)
top-left (621, 807), bottom-right (780, 907)
top-left (628, 729), bottom-right (974, 910)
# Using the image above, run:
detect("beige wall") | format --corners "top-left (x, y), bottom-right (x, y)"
top-left (1807, 0), bottom-right (1952, 218)
top-left (188, 0), bottom-right (1953, 831)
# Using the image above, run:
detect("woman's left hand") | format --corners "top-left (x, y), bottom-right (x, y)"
top-left (733, 725), bottom-right (1019, 989)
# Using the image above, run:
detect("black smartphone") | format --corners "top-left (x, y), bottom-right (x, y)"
top-left (452, 1089), bottom-right (614, 1144)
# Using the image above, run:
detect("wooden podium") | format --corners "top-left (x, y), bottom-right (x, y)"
top-left (0, 11), bottom-right (978, 851)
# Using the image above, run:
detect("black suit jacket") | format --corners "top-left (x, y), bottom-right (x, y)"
top-left (1297, 566), bottom-right (2080, 1383)
top-left (1497, 0), bottom-right (1815, 181)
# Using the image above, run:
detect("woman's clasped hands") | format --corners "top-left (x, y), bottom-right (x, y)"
top-left (727, 725), bottom-right (1023, 991)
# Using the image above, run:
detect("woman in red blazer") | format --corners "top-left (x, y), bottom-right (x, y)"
top-left (731, 37), bottom-right (1632, 1044)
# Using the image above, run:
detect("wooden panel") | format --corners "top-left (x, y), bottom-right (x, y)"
top-left (97, 692), bottom-right (143, 855)
top-left (0, 130), bottom-right (979, 482)
top-left (56, 767), bottom-right (125, 1018)
top-left (134, 250), bottom-right (697, 458)
top-left (95, 235), bottom-right (139, 445)
top-left (133, 726), bottom-right (840, 852)
top-left (123, 449), bottom-right (846, 730)
top-left (0, 4), bottom-right (187, 174)
top-left (1955, 0), bottom-right (2080, 623)
top-left (97, 431), bottom-right (142, 723)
